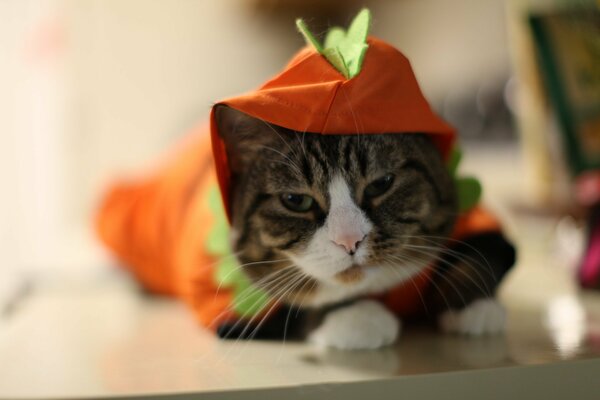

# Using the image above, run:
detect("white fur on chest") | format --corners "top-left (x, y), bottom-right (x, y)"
top-left (285, 173), bottom-right (428, 307)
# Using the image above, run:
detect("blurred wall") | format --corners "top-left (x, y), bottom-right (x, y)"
top-left (0, 0), bottom-right (511, 274)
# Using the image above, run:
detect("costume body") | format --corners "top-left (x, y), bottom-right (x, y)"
top-left (97, 32), bottom-right (505, 332)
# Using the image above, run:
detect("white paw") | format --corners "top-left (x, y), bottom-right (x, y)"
top-left (439, 298), bottom-right (506, 336)
top-left (309, 300), bottom-right (400, 350)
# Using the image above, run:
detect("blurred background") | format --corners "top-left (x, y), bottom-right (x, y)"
top-left (1, 1), bottom-right (600, 398)
top-left (0, 0), bottom-right (598, 312)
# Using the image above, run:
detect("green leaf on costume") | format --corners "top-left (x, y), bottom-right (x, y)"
top-left (206, 187), bottom-right (230, 254)
top-left (206, 185), bottom-right (270, 317)
top-left (447, 147), bottom-right (482, 212)
top-left (232, 282), bottom-right (270, 317)
top-left (448, 148), bottom-right (462, 176)
top-left (456, 176), bottom-right (482, 213)
top-left (296, 8), bottom-right (371, 78)
top-left (214, 257), bottom-right (239, 286)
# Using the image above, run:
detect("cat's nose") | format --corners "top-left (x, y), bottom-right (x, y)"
top-left (332, 233), bottom-right (366, 255)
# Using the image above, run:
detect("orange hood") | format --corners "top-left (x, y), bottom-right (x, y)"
top-left (210, 36), bottom-right (456, 219)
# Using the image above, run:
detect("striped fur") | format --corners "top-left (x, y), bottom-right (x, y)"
top-left (216, 105), bottom-right (458, 306)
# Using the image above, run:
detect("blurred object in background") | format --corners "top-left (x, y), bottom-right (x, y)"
top-left (580, 205), bottom-right (600, 289)
top-left (530, 6), bottom-right (600, 289)
top-left (530, 10), bottom-right (599, 174)
top-left (508, 0), bottom-right (599, 287)
top-left (438, 78), bottom-right (515, 142)
top-left (250, 0), bottom-right (367, 25)
top-left (507, 0), bottom-right (599, 211)
top-left (0, 0), bottom-right (74, 306)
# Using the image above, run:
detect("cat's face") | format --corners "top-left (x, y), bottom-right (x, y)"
top-left (216, 106), bottom-right (457, 306)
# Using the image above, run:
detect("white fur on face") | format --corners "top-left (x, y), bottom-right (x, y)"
top-left (287, 174), bottom-right (422, 306)
top-left (288, 174), bottom-right (371, 282)
top-left (326, 175), bottom-right (372, 253)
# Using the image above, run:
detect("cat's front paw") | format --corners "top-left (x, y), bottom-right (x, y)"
top-left (309, 300), bottom-right (400, 350)
top-left (439, 298), bottom-right (506, 336)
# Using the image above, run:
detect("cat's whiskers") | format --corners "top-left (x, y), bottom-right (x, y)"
top-left (401, 234), bottom-right (497, 281)
top-left (211, 252), bottom-right (326, 330)
top-left (224, 285), bottom-right (286, 346)
top-left (391, 252), bottom-right (469, 309)
top-left (213, 258), bottom-right (289, 299)
top-left (384, 252), bottom-right (454, 313)
top-left (384, 255), bottom-right (464, 310)
top-left (223, 273), bottom-right (308, 364)
top-left (277, 271), bottom-right (316, 357)
top-left (194, 251), bottom-right (243, 276)
top-left (244, 272), bottom-right (307, 342)
top-left (296, 279), bottom-right (318, 318)
top-left (256, 144), bottom-right (303, 177)
top-left (399, 237), bottom-right (497, 294)
top-left (210, 270), bottom-right (299, 346)
top-left (401, 244), bottom-right (493, 297)
top-left (223, 270), bottom-right (307, 356)
top-left (380, 258), bottom-right (429, 313)
top-left (215, 261), bottom-right (310, 338)
top-left (206, 265), bottom-right (298, 332)
top-left (296, 128), bottom-right (308, 160)
top-left (258, 119), bottom-right (301, 161)
top-left (280, 279), bottom-right (306, 344)
top-left (274, 275), bottom-right (316, 362)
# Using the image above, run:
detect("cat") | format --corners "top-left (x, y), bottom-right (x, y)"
top-left (96, 26), bottom-right (517, 350)
top-left (212, 105), bottom-right (516, 349)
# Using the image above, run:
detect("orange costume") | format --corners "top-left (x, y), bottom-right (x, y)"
top-left (96, 13), bottom-right (502, 332)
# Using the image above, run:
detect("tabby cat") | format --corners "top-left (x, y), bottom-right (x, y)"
top-left (214, 105), bottom-right (516, 350)
top-left (96, 10), bottom-right (516, 349)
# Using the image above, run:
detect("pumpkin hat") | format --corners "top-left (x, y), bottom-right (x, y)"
top-left (210, 9), bottom-right (456, 218)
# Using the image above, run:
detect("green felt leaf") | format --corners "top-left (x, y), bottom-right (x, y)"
top-left (296, 8), bottom-right (371, 78)
top-left (232, 281), bottom-right (270, 317)
top-left (448, 148), bottom-right (462, 177)
top-left (456, 176), bottom-right (482, 212)
top-left (344, 8), bottom-right (371, 77)
top-left (205, 222), bottom-right (229, 254)
top-left (206, 187), bottom-right (230, 255)
top-left (324, 27), bottom-right (346, 49)
top-left (347, 9), bottom-right (370, 42)
top-left (323, 47), bottom-right (349, 78)
top-left (215, 257), bottom-right (239, 286)
top-left (447, 146), bottom-right (482, 212)
top-left (347, 43), bottom-right (369, 78)
top-left (206, 184), bottom-right (271, 318)
top-left (296, 19), bottom-right (324, 53)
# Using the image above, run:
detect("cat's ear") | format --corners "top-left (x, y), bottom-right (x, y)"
top-left (215, 105), bottom-right (280, 174)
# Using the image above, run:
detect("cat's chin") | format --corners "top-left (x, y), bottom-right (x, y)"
top-left (334, 264), bottom-right (366, 284)
top-left (303, 264), bottom-right (413, 307)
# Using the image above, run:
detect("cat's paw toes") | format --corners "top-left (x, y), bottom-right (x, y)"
top-left (439, 298), bottom-right (505, 336)
top-left (309, 300), bottom-right (400, 350)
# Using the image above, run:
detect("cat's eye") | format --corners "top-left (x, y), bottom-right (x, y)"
top-left (280, 193), bottom-right (315, 212)
top-left (364, 174), bottom-right (395, 198)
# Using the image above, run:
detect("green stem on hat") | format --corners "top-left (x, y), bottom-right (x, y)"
top-left (296, 8), bottom-right (371, 79)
